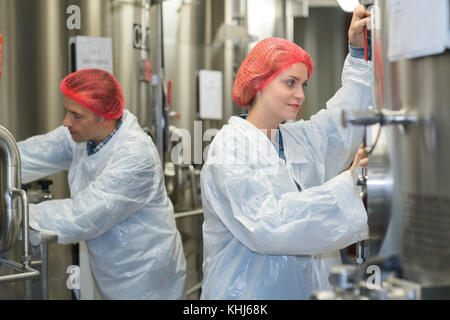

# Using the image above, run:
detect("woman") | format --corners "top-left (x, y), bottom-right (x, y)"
top-left (200, 5), bottom-right (371, 299)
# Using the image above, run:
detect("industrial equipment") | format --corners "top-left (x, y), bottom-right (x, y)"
top-left (0, 125), bottom-right (40, 299)
top-left (315, 0), bottom-right (450, 300)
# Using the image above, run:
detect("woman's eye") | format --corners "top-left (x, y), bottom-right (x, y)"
top-left (302, 82), bottom-right (308, 89)
top-left (287, 80), bottom-right (295, 87)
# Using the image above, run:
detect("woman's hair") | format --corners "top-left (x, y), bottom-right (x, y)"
top-left (232, 38), bottom-right (314, 107)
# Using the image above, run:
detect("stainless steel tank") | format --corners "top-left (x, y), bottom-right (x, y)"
top-left (0, 0), bottom-right (153, 138)
top-left (313, 1), bottom-right (450, 300)
top-left (394, 55), bottom-right (450, 286)
top-left (346, 0), bottom-right (450, 288)
top-left (372, 0), bottom-right (450, 286)
top-left (0, 0), bottom-right (154, 299)
top-left (0, 127), bottom-right (22, 252)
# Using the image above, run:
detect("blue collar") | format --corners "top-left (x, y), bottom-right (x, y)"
top-left (86, 117), bottom-right (123, 156)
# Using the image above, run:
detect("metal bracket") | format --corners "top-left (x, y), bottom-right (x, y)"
top-left (342, 106), bottom-right (419, 128)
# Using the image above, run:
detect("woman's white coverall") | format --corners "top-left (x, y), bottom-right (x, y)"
top-left (200, 54), bottom-right (372, 299)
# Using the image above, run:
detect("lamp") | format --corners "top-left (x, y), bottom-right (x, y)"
top-left (336, 0), bottom-right (359, 12)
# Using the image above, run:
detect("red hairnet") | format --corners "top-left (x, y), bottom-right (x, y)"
top-left (60, 69), bottom-right (124, 120)
top-left (232, 38), bottom-right (314, 107)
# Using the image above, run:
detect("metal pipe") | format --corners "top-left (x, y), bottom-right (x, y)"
top-left (30, 231), bottom-right (58, 300)
top-left (0, 126), bottom-right (21, 165)
top-left (185, 282), bottom-right (202, 296)
top-left (341, 107), bottom-right (419, 128)
top-left (0, 270), bottom-right (40, 283)
top-left (356, 241), bottom-right (364, 265)
top-left (30, 231), bottom-right (58, 246)
top-left (18, 188), bottom-right (33, 299)
top-left (0, 126), bottom-right (40, 298)
top-left (40, 239), bottom-right (50, 299)
top-left (187, 165), bottom-right (199, 207)
top-left (174, 209), bottom-right (203, 219)
top-left (10, 188), bottom-right (31, 267)
top-left (0, 257), bottom-right (40, 283)
top-left (0, 125), bottom-right (22, 252)
top-left (153, 1), bottom-right (164, 162)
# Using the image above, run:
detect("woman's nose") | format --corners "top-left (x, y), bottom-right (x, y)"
top-left (295, 87), bottom-right (305, 102)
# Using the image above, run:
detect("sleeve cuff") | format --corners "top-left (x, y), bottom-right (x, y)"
top-left (331, 171), bottom-right (369, 239)
top-left (28, 203), bottom-right (41, 229)
top-left (28, 203), bottom-right (58, 237)
top-left (349, 38), bottom-right (372, 61)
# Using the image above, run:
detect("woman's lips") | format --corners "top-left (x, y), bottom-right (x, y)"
top-left (288, 104), bottom-right (300, 110)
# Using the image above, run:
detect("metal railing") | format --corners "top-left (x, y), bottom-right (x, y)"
top-left (174, 207), bottom-right (203, 298)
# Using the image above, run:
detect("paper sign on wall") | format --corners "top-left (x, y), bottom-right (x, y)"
top-left (199, 70), bottom-right (223, 120)
top-left (387, 0), bottom-right (449, 62)
top-left (70, 36), bottom-right (113, 73)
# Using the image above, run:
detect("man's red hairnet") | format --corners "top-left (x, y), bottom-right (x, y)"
top-left (232, 37), bottom-right (314, 107)
top-left (60, 69), bottom-right (124, 120)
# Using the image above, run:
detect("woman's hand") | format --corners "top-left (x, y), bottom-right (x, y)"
top-left (350, 144), bottom-right (368, 178)
top-left (348, 4), bottom-right (371, 48)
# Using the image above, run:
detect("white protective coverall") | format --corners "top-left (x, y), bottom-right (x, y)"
top-left (200, 54), bottom-right (372, 299)
top-left (18, 110), bottom-right (186, 299)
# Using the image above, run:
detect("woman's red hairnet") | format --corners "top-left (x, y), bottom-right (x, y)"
top-left (232, 37), bottom-right (314, 107)
top-left (60, 69), bottom-right (124, 120)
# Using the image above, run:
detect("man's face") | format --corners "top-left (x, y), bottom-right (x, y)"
top-left (62, 96), bottom-right (105, 143)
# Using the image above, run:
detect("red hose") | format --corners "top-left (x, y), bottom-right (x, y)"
top-left (364, 26), bottom-right (368, 62)
top-left (167, 80), bottom-right (172, 106)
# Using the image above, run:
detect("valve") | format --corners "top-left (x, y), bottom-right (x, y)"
top-left (342, 106), bottom-right (418, 128)
top-left (37, 180), bottom-right (53, 193)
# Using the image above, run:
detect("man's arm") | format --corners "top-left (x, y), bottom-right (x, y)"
top-left (29, 145), bottom-right (161, 244)
top-left (18, 126), bottom-right (74, 182)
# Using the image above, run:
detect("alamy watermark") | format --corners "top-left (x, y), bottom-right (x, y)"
top-left (169, 120), bottom-right (285, 168)
top-left (366, 264), bottom-right (381, 290)
top-left (66, 265), bottom-right (81, 290)
top-left (66, 5), bottom-right (81, 30)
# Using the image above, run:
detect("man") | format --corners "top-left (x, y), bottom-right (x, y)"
top-left (19, 69), bottom-right (186, 300)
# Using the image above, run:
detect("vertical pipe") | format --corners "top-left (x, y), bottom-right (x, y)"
top-left (154, 2), bottom-right (164, 162)
top-left (41, 240), bottom-right (49, 300)
top-left (11, 186), bottom-right (32, 298)
top-left (204, 0), bottom-right (212, 70)
top-left (0, 126), bottom-right (21, 252)
top-left (0, 126), bottom-right (36, 298)
top-left (223, 0), bottom-right (234, 122)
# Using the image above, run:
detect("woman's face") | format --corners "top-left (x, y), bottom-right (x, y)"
top-left (256, 62), bottom-right (308, 123)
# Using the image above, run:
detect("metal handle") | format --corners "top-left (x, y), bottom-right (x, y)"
top-left (30, 231), bottom-right (57, 300)
top-left (0, 187), bottom-right (39, 299)
top-left (342, 107), bottom-right (419, 156)
top-left (342, 107), bottom-right (381, 128)
top-left (10, 187), bottom-right (31, 267)
top-left (342, 107), bottom-right (419, 128)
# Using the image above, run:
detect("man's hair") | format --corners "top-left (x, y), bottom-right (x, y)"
top-left (60, 69), bottom-right (124, 120)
